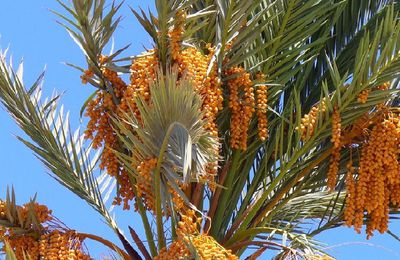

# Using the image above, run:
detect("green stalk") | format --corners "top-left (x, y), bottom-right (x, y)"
top-left (262, 0), bottom-right (295, 73)
top-left (154, 122), bottom-right (182, 250)
top-left (210, 150), bottom-right (241, 238)
top-left (218, 151), bottom-right (256, 234)
top-left (135, 196), bottom-right (157, 257)
top-left (124, 150), bottom-right (157, 256)
top-left (171, 211), bottom-right (177, 240)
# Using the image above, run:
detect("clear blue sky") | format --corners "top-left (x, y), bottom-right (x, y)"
top-left (0, 1), bottom-right (399, 259)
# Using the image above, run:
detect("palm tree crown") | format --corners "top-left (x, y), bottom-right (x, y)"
top-left (0, 0), bottom-right (400, 259)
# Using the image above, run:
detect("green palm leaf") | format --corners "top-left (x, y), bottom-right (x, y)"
top-left (0, 52), bottom-right (122, 236)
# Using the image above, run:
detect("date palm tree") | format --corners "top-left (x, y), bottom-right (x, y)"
top-left (0, 0), bottom-right (400, 259)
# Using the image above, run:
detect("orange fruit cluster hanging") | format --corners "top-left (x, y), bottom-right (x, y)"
top-left (155, 234), bottom-right (238, 260)
top-left (376, 82), bottom-right (390, 91)
top-left (0, 201), bottom-right (52, 226)
top-left (154, 209), bottom-right (199, 260)
top-left (117, 52), bottom-right (158, 210)
top-left (176, 209), bottom-right (201, 238)
top-left (327, 107), bottom-right (341, 190)
top-left (0, 202), bottom-right (4, 238)
top-left (167, 13), bottom-right (223, 140)
top-left (84, 92), bottom-right (134, 210)
top-left (226, 67), bottom-right (255, 150)
top-left (80, 69), bottom-right (94, 85)
top-left (136, 158), bottom-right (158, 212)
top-left (168, 11), bottom-right (224, 146)
top-left (155, 210), bottom-right (238, 260)
top-left (357, 83), bottom-right (390, 105)
top-left (256, 74), bottom-right (268, 141)
top-left (20, 202), bottom-right (53, 224)
top-left (344, 161), bottom-right (356, 227)
top-left (357, 89), bottom-right (370, 104)
top-left (344, 113), bottom-right (400, 237)
top-left (4, 235), bottom-right (40, 259)
top-left (83, 53), bottom-right (158, 209)
top-left (172, 46), bottom-right (222, 191)
top-left (124, 52), bottom-right (158, 112)
top-left (0, 201), bottom-right (89, 259)
top-left (297, 98), bottom-right (327, 140)
top-left (177, 46), bottom-right (223, 138)
top-left (39, 230), bottom-right (90, 259)
top-left (3, 230), bottom-right (90, 259)
top-left (155, 240), bottom-right (190, 260)
top-left (169, 10), bottom-right (186, 61)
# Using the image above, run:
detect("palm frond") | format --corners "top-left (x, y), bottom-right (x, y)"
top-left (54, 0), bottom-right (125, 104)
top-left (113, 69), bottom-right (218, 205)
top-left (54, 0), bottom-right (122, 66)
top-left (0, 52), bottom-right (117, 232)
top-left (302, 1), bottom-right (399, 104)
top-left (225, 0), bottom-right (344, 82)
top-left (216, 3), bottom-right (400, 251)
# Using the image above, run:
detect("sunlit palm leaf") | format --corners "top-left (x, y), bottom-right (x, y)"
top-left (0, 52), bottom-right (118, 232)
top-left (113, 70), bottom-right (218, 206)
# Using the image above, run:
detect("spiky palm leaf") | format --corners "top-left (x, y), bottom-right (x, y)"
top-left (115, 70), bottom-right (218, 186)
top-left (0, 51), bottom-right (144, 258)
top-left (0, 53), bottom-right (114, 226)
